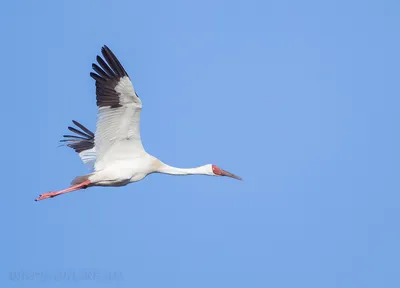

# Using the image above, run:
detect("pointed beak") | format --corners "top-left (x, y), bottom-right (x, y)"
top-left (220, 169), bottom-right (243, 180)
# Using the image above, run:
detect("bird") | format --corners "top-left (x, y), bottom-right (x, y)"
top-left (35, 45), bottom-right (242, 201)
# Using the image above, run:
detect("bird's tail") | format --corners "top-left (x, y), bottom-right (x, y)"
top-left (71, 174), bottom-right (93, 186)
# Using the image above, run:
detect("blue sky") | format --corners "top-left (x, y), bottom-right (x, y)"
top-left (1, 0), bottom-right (400, 287)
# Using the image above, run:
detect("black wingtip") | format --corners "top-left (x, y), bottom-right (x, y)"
top-left (72, 120), bottom-right (95, 137)
top-left (100, 45), bottom-right (128, 78)
top-left (102, 44), bottom-right (111, 52)
top-left (91, 45), bottom-right (129, 108)
top-left (90, 72), bottom-right (103, 82)
top-left (60, 121), bottom-right (95, 153)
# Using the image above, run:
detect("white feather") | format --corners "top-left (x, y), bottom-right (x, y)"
top-left (78, 147), bottom-right (97, 170)
top-left (94, 76), bottom-right (144, 171)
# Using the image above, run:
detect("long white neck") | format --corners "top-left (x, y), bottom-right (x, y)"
top-left (156, 163), bottom-right (212, 176)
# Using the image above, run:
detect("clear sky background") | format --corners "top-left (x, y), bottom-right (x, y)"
top-left (1, 0), bottom-right (399, 287)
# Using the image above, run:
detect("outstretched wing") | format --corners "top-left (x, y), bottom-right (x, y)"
top-left (60, 120), bottom-right (97, 170)
top-left (90, 46), bottom-right (144, 171)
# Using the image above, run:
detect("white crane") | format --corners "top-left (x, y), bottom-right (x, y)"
top-left (36, 46), bottom-right (242, 201)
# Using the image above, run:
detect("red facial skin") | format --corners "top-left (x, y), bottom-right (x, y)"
top-left (212, 165), bottom-right (223, 175)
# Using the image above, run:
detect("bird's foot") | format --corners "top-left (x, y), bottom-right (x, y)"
top-left (35, 192), bottom-right (59, 201)
top-left (35, 180), bottom-right (91, 202)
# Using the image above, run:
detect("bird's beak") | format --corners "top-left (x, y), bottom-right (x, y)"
top-left (220, 169), bottom-right (243, 180)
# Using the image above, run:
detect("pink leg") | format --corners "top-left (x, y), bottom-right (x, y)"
top-left (35, 180), bottom-right (91, 201)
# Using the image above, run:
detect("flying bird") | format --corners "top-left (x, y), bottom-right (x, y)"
top-left (36, 46), bottom-right (242, 201)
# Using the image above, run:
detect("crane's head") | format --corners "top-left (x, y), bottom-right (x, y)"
top-left (211, 164), bottom-right (242, 180)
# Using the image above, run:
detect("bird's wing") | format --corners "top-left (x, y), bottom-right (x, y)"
top-left (90, 46), bottom-right (143, 171)
top-left (60, 120), bottom-right (97, 170)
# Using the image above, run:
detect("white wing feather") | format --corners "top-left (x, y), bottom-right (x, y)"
top-left (78, 147), bottom-right (97, 170)
top-left (94, 77), bottom-right (144, 171)
top-left (89, 46), bottom-right (146, 171)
